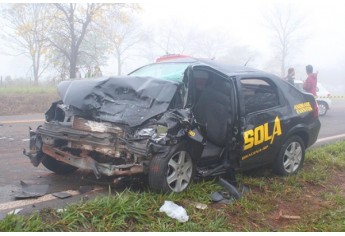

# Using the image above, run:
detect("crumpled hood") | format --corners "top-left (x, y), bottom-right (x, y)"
top-left (58, 76), bottom-right (179, 127)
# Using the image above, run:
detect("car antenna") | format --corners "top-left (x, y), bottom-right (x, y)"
top-left (244, 57), bottom-right (252, 66)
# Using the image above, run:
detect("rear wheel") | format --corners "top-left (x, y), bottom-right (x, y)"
top-left (149, 143), bottom-right (194, 193)
top-left (41, 155), bottom-right (78, 175)
top-left (317, 101), bottom-right (328, 116)
top-left (273, 135), bottom-right (305, 176)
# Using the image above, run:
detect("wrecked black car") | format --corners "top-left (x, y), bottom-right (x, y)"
top-left (24, 57), bottom-right (321, 193)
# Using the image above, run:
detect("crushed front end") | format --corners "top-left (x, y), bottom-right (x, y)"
top-left (24, 76), bottom-right (193, 179)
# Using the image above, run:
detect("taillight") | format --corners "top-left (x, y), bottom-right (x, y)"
top-left (313, 100), bottom-right (319, 118)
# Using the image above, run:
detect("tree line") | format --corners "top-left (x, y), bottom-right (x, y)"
top-left (0, 3), bottom-right (306, 85)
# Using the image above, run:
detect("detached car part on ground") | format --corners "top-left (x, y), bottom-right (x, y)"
top-left (24, 58), bottom-right (321, 193)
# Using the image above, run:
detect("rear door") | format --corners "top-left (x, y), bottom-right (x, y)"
top-left (237, 76), bottom-right (287, 169)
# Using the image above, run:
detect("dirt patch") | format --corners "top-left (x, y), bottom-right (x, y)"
top-left (208, 170), bottom-right (345, 232)
top-left (330, 171), bottom-right (345, 196)
top-left (0, 93), bottom-right (59, 116)
top-left (266, 187), bottom-right (327, 231)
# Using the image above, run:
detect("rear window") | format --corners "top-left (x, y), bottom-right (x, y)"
top-left (241, 78), bottom-right (280, 114)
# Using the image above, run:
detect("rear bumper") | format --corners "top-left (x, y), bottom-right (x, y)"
top-left (307, 119), bottom-right (321, 148)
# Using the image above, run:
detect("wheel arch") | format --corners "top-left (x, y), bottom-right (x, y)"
top-left (283, 126), bottom-right (309, 149)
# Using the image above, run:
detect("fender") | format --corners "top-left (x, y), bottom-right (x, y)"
top-left (281, 124), bottom-right (310, 148)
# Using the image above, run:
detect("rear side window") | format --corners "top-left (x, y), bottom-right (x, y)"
top-left (241, 78), bottom-right (279, 114)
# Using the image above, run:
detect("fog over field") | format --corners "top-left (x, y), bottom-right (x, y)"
top-left (0, 0), bottom-right (344, 94)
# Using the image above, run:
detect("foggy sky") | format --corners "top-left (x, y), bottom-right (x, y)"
top-left (1, 0), bottom-right (345, 94)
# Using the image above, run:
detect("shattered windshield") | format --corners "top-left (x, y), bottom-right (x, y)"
top-left (129, 62), bottom-right (191, 82)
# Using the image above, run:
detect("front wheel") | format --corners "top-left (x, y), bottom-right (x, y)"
top-left (273, 135), bottom-right (305, 176)
top-left (148, 143), bottom-right (194, 193)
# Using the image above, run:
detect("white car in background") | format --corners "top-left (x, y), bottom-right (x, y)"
top-left (294, 80), bottom-right (332, 116)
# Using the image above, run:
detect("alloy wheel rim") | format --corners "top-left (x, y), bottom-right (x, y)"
top-left (166, 151), bottom-right (193, 192)
top-left (318, 104), bottom-right (326, 115)
top-left (283, 141), bottom-right (302, 173)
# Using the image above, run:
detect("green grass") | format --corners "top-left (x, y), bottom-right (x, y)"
top-left (1, 141), bottom-right (345, 232)
top-left (0, 85), bottom-right (57, 95)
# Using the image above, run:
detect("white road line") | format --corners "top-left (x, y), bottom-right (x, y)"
top-left (0, 190), bottom-right (79, 211)
top-left (0, 119), bottom-right (45, 124)
top-left (316, 134), bottom-right (345, 144)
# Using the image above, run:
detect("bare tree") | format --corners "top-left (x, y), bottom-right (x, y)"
top-left (191, 30), bottom-right (232, 59)
top-left (144, 21), bottom-right (231, 61)
top-left (102, 10), bottom-right (144, 75)
top-left (48, 3), bottom-right (108, 79)
top-left (48, 3), bottom-right (136, 78)
top-left (1, 4), bottom-right (51, 85)
top-left (263, 4), bottom-right (306, 77)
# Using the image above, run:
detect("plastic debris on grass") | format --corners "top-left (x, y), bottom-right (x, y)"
top-left (159, 200), bottom-right (189, 223)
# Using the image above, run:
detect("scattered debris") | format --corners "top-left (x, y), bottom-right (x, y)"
top-left (277, 210), bottom-right (301, 220)
top-left (80, 195), bottom-right (89, 202)
top-left (14, 181), bottom-right (49, 199)
top-left (22, 138), bottom-right (30, 142)
top-left (56, 209), bottom-right (66, 213)
top-left (78, 186), bottom-right (93, 194)
top-left (7, 208), bottom-right (23, 215)
top-left (218, 177), bottom-right (241, 200)
top-left (211, 191), bottom-right (225, 202)
top-left (159, 201), bottom-right (189, 223)
top-left (211, 178), bottom-right (251, 204)
top-left (194, 202), bottom-right (208, 210)
top-left (210, 192), bottom-right (233, 204)
top-left (52, 191), bottom-right (72, 199)
top-left (0, 137), bottom-right (6, 140)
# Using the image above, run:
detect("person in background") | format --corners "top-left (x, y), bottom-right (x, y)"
top-left (303, 65), bottom-right (318, 96)
top-left (75, 67), bottom-right (81, 79)
top-left (285, 67), bottom-right (295, 85)
top-left (93, 66), bottom-right (102, 77)
top-left (85, 67), bottom-right (92, 78)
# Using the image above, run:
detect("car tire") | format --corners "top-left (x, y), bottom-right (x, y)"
top-left (273, 135), bottom-right (305, 176)
top-left (148, 142), bottom-right (194, 193)
top-left (41, 154), bottom-right (78, 175)
top-left (317, 101), bottom-right (328, 116)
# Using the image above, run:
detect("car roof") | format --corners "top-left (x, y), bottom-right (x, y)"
top-left (155, 57), bottom-right (270, 77)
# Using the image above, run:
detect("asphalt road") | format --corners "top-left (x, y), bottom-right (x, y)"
top-left (0, 100), bottom-right (344, 217)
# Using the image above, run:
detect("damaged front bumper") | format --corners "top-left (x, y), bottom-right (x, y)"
top-left (41, 144), bottom-right (144, 179)
top-left (24, 116), bottom-right (151, 178)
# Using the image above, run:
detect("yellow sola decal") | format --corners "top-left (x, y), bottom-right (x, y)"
top-left (243, 116), bottom-right (282, 151)
top-left (294, 102), bottom-right (313, 114)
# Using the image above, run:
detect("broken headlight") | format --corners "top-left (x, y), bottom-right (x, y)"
top-left (137, 127), bottom-right (156, 137)
top-left (137, 125), bottom-right (169, 142)
top-left (156, 125), bottom-right (168, 137)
